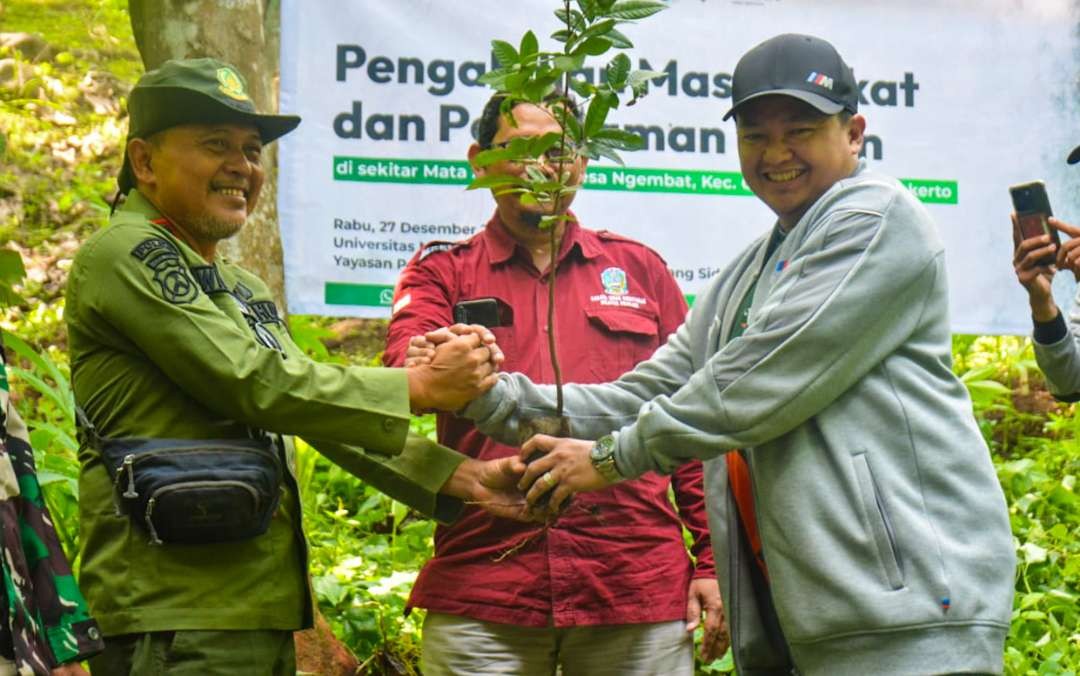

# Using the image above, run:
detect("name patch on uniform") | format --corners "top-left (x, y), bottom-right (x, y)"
top-left (130, 237), bottom-right (199, 304)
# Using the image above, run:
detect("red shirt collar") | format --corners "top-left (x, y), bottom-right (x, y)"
top-left (482, 210), bottom-right (604, 266)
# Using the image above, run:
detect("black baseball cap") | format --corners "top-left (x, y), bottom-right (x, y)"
top-left (1068, 145), bottom-right (1080, 165)
top-left (118, 58), bottom-right (301, 194)
top-left (724, 34), bottom-right (859, 121)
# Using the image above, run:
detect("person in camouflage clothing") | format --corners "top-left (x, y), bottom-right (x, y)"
top-left (0, 334), bottom-right (103, 675)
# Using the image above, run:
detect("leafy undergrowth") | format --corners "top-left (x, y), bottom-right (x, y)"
top-left (956, 336), bottom-right (1080, 673)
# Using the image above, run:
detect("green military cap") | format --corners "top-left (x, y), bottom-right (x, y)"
top-left (118, 57), bottom-right (301, 194)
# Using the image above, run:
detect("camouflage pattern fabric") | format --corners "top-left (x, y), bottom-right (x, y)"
top-left (0, 337), bottom-right (103, 674)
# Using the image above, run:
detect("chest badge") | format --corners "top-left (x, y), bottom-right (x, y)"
top-left (601, 267), bottom-right (628, 296)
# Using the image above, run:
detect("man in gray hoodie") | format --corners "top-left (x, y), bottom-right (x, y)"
top-left (419, 34), bottom-right (1016, 674)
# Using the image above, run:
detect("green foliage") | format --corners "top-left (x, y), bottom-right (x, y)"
top-left (0, 0), bottom-right (137, 258)
top-left (469, 0), bottom-right (667, 218)
top-left (469, 1), bottom-right (667, 415)
top-left (999, 433), bottom-right (1080, 674)
top-left (2, 331), bottom-right (81, 566)
top-left (298, 414), bottom-right (439, 673)
top-left (0, 249), bottom-right (26, 307)
top-left (955, 336), bottom-right (1080, 674)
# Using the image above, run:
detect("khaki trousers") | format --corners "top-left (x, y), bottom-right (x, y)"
top-left (422, 612), bottom-right (693, 676)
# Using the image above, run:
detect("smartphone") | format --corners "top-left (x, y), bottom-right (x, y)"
top-left (452, 297), bottom-right (513, 328)
top-left (1010, 180), bottom-right (1059, 266)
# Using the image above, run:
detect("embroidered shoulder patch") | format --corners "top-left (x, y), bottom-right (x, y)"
top-left (250, 300), bottom-right (283, 326)
top-left (130, 237), bottom-right (199, 304)
top-left (190, 265), bottom-right (228, 294)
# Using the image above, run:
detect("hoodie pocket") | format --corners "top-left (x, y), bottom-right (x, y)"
top-left (852, 452), bottom-right (905, 590)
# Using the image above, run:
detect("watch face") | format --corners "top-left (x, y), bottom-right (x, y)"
top-left (591, 435), bottom-right (614, 461)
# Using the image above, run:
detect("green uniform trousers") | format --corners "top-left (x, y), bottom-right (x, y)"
top-left (88, 630), bottom-right (294, 675)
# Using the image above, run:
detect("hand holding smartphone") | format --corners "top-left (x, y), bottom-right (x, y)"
top-left (1010, 180), bottom-right (1059, 266)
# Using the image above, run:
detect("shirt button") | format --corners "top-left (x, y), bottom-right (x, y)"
top-left (382, 418), bottom-right (396, 432)
top-left (88, 627), bottom-right (101, 640)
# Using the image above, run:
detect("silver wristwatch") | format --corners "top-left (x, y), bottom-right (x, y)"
top-left (589, 434), bottom-right (625, 484)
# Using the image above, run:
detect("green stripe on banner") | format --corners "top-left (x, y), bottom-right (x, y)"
top-left (333, 157), bottom-right (471, 185)
top-left (325, 282), bottom-right (395, 307)
top-left (332, 156), bottom-right (958, 204)
top-left (584, 167), bottom-right (752, 195)
top-left (685, 294), bottom-right (696, 307)
top-left (901, 178), bottom-right (958, 204)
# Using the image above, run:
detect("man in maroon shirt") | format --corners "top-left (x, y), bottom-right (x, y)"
top-left (383, 94), bottom-right (726, 674)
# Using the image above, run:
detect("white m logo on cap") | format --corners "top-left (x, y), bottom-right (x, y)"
top-left (806, 71), bottom-right (835, 90)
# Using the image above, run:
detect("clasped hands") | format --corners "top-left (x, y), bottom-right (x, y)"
top-left (404, 323), bottom-right (504, 413)
top-left (406, 325), bottom-right (611, 521)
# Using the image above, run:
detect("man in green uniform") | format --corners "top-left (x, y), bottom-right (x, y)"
top-left (65, 58), bottom-right (523, 675)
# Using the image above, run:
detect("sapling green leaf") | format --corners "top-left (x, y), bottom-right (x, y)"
top-left (576, 0), bottom-right (598, 21)
top-left (472, 148), bottom-right (517, 168)
top-left (576, 18), bottom-right (617, 44)
top-left (567, 75), bottom-right (595, 99)
top-left (605, 53), bottom-right (631, 89)
top-left (475, 0), bottom-right (667, 419)
top-left (604, 27), bottom-right (634, 49)
top-left (584, 95), bottom-right (611, 136)
top-left (554, 54), bottom-right (586, 71)
top-left (604, 0), bottom-right (667, 20)
top-left (584, 138), bottom-right (626, 165)
top-left (574, 36), bottom-right (614, 56)
top-left (478, 70), bottom-right (511, 88)
top-left (592, 127), bottom-right (645, 150)
top-left (466, 174), bottom-right (528, 191)
top-left (491, 40), bottom-right (519, 67)
top-left (520, 31), bottom-right (540, 58)
top-left (554, 8), bottom-right (586, 32)
top-left (528, 131), bottom-right (563, 156)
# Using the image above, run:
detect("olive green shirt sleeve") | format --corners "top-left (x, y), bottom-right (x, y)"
top-left (72, 223), bottom-right (407, 450)
top-left (68, 217), bottom-right (464, 519)
top-left (305, 434), bottom-right (464, 523)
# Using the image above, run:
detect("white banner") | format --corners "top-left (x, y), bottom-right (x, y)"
top-left (279, 0), bottom-right (1080, 334)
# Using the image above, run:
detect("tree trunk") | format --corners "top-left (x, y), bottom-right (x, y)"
top-left (127, 0), bottom-right (288, 310)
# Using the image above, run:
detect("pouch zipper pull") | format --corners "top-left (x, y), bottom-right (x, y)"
top-left (144, 497), bottom-right (162, 546)
top-left (121, 454), bottom-right (138, 499)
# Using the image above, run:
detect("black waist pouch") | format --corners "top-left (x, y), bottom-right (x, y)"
top-left (99, 437), bottom-right (283, 545)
